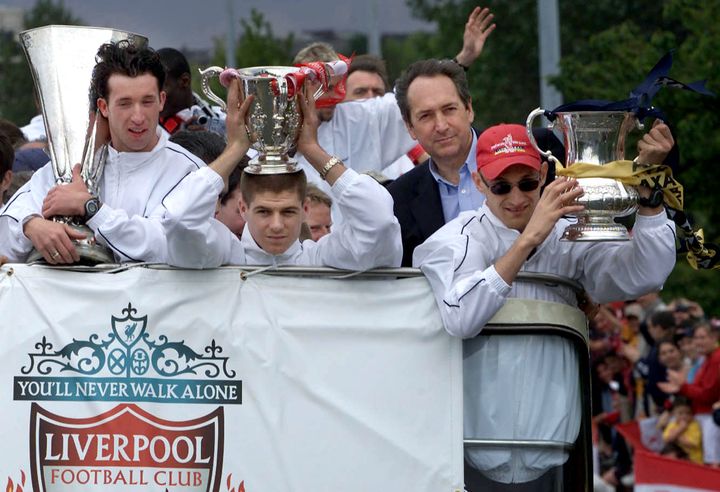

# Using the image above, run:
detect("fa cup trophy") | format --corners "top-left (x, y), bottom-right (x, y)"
top-left (526, 109), bottom-right (640, 241)
top-left (19, 25), bottom-right (147, 264)
top-left (199, 61), bottom-right (347, 174)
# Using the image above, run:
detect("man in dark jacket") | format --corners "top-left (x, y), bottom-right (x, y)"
top-left (389, 58), bottom-right (564, 266)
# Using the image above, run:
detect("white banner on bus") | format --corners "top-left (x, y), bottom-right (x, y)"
top-left (0, 265), bottom-right (463, 492)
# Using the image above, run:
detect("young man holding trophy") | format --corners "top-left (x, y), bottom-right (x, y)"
top-left (0, 32), bottom-right (206, 265)
top-left (413, 123), bottom-right (676, 490)
top-left (161, 70), bottom-right (402, 269)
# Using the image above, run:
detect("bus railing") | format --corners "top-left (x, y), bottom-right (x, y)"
top-left (17, 262), bottom-right (585, 294)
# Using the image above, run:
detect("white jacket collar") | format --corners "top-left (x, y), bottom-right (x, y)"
top-left (240, 224), bottom-right (302, 266)
top-left (107, 127), bottom-right (167, 171)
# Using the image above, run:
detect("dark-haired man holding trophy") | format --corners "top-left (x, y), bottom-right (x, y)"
top-left (161, 68), bottom-right (402, 269)
top-left (0, 29), bottom-right (205, 264)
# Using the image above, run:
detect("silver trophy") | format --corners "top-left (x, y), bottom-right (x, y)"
top-left (19, 25), bottom-right (147, 263)
top-left (199, 66), bottom-right (312, 174)
top-left (527, 109), bottom-right (641, 241)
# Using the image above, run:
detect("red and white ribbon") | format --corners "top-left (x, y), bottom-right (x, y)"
top-left (217, 55), bottom-right (351, 107)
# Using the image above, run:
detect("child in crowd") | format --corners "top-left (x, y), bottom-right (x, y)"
top-left (659, 397), bottom-right (703, 464)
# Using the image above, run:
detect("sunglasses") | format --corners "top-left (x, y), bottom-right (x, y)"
top-left (482, 176), bottom-right (541, 195)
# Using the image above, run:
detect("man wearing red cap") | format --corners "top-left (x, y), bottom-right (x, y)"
top-left (414, 123), bottom-right (677, 489)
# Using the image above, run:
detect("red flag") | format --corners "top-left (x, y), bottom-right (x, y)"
top-left (617, 421), bottom-right (720, 491)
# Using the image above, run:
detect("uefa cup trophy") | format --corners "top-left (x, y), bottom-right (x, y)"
top-left (199, 63), bottom-right (346, 174)
top-left (19, 25), bottom-right (147, 264)
top-left (526, 109), bottom-right (641, 241)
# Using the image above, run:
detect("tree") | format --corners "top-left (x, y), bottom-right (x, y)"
top-left (0, 0), bottom-right (83, 126)
top-left (24, 0), bottom-right (83, 29)
top-left (549, 0), bottom-right (720, 312)
top-left (202, 9), bottom-right (295, 100)
top-left (382, 31), bottom-right (439, 85)
top-left (209, 8), bottom-right (294, 68)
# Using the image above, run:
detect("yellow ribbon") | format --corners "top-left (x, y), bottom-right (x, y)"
top-left (686, 229), bottom-right (719, 270)
top-left (555, 160), bottom-right (684, 211)
top-left (554, 160), bottom-right (720, 270)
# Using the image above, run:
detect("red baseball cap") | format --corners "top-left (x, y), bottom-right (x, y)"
top-left (476, 124), bottom-right (541, 180)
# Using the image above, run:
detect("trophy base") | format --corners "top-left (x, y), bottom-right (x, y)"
top-left (561, 217), bottom-right (631, 242)
top-left (27, 223), bottom-right (115, 265)
top-left (245, 156), bottom-right (301, 175)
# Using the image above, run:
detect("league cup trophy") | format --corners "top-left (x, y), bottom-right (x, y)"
top-left (199, 62), bottom-right (347, 174)
top-left (19, 25), bottom-right (147, 264)
top-left (526, 109), bottom-right (640, 241)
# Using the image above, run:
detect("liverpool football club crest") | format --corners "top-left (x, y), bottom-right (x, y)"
top-left (30, 403), bottom-right (224, 491)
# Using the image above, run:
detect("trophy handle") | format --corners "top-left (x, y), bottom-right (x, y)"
top-left (198, 66), bottom-right (227, 111)
top-left (83, 144), bottom-right (108, 195)
top-left (526, 107), bottom-right (564, 170)
top-left (81, 110), bottom-right (109, 195)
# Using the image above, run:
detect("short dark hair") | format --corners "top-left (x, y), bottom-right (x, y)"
top-left (660, 442), bottom-right (689, 460)
top-left (169, 130), bottom-right (226, 164)
top-left (671, 395), bottom-right (692, 410)
top-left (156, 47), bottom-right (191, 79)
top-left (220, 159), bottom-right (250, 205)
top-left (347, 54), bottom-right (390, 92)
top-left (650, 310), bottom-right (676, 331)
top-left (693, 321), bottom-right (714, 338)
top-left (0, 133), bottom-right (14, 177)
top-left (240, 171), bottom-right (307, 206)
top-left (0, 119), bottom-right (26, 148)
top-left (657, 337), bottom-right (679, 352)
top-left (91, 41), bottom-right (165, 108)
top-left (395, 59), bottom-right (471, 123)
top-left (5, 170), bottom-right (32, 200)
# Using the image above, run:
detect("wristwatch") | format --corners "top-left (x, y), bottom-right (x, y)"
top-left (319, 156), bottom-right (341, 180)
top-left (83, 196), bottom-right (102, 222)
top-left (637, 188), bottom-right (664, 208)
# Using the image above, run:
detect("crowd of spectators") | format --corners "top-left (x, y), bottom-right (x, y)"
top-left (590, 294), bottom-right (720, 489)
top-left (0, 8), bottom-right (715, 491)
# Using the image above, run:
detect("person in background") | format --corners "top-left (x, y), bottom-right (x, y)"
top-left (157, 47), bottom-right (226, 136)
top-left (660, 442), bottom-right (690, 461)
top-left (214, 163), bottom-right (248, 238)
top-left (169, 129), bottom-right (248, 238)
top-left (169, 129), bottom-right (226, 164)
top-left (305, 184), bottom-right (333, 241)
top-left (344, 54), bottom-right (389, 101)
top-left (0, 119), bottom-right (27, 149)
top-left (19, 91), bottom-right (45, 142)
top-left (658, 338), bottom-right (690, 376)
top-left (0, 134), bottom-right (15, 204)
top-left (658, 396), bottom-right (703, 465)
top-left (659, 322), bottom-right (720, 466)
top-left (634, 310), bottom-right (677, 417)
top-left (591, 305), bottom-right (623, 360)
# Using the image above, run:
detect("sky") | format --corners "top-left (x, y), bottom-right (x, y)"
top-left (0, 0), bottom-right (436, 51)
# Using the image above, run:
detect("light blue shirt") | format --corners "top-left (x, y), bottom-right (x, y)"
top-left (428, 130), bottom-right (485, 223)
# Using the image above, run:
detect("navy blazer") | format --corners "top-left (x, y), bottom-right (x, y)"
top-left (387, 161), bottom-right (445, 267)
